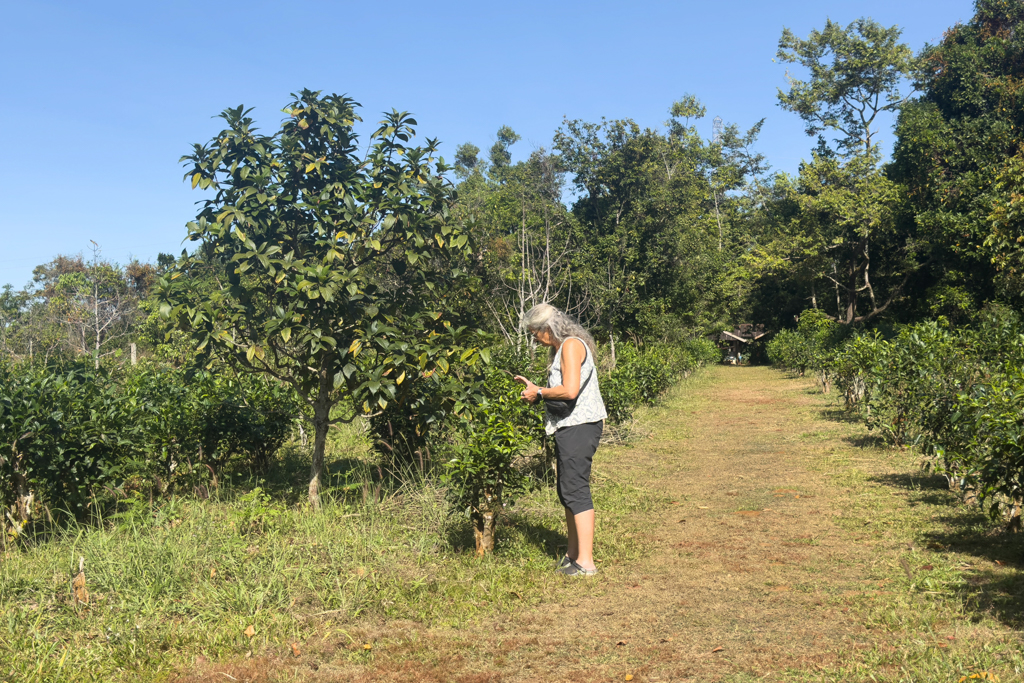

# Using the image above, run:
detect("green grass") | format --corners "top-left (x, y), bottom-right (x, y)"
top-left (0, 420), bottom-right (665, 683)
top-left (780, 399), bottom-right (1024, 682)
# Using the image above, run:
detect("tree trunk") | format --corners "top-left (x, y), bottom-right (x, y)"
top-left (308, 396), bottom-right (330, 509)
top-left (473, 507), bottom-right (497, 556)
top-left (8, 441), bottom-right (33, 536)
top-left (94, 282), bottom-right (101, 369)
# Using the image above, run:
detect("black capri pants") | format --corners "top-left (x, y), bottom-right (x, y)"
top-left (553, 421), bottom-right (603, 515)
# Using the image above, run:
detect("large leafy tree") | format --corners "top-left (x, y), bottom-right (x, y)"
top-left (777, 17), bottom-right (919, 157)
top-left (752, 18), bottom-right (923, 325)
top-left (160, 90), bottom-right (478, 507)
top-left (756, 155), bottom-right (914, 324)
top-left (890, 0), bottom-right (1024, 312)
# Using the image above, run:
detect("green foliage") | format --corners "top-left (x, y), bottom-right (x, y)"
top-left (0, 359), bottom-right (133, 520)
top-left (0, 357), bottom-right (300, 527)
top-left (987, 151), bottom-right (1024, 298)
top-left (602, 339), bottom-right (718, 424)
top-left (160, 90), bottom-right (481, 505)
top-left (888, 0), bottom-right (1024, 311)
top-left (777, 17), bottom-right (919, 157)
top-left (232, 487), bottom-right (286, 535)
top-left (778, 305), bottom-right (1024, 528)
top-left (553, 101), bottom-right (767, 337)
top-left (442, 370), bottom-right (542, 518)
top-left (849, 322), bottom-right (973, 447)
top-left (765, 308), bottom-right (838, 376)
top-left (120, 362), bottom-right (300, 481)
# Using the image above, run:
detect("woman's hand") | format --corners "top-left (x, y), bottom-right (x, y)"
top-left (513, 375), bottom-right (542, 404)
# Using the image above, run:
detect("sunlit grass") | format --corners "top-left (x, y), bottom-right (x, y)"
top-left (0, 418), bottom-right (663, 683)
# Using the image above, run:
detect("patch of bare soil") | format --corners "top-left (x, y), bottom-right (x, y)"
top-left (172, 367), bottom-right (965, 682)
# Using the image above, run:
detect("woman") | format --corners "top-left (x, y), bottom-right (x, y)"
top-left (514, 304), bottom-right (607, 577)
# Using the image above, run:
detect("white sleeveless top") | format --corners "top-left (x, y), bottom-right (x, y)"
top-left (545, 337), bottom-right (608, 435)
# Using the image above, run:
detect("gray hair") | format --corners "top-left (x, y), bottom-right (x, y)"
top-left (522, 304), bottom-right (597, 359)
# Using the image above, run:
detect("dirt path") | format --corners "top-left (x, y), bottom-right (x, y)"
top-left (348, 365), bottom-right (907, 682)
top-left (187, 365), bottom-right (1022, 682)
top-left (469, 365), bottom-right (876, 681)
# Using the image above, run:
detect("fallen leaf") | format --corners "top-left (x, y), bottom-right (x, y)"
top-left (245, 650), bottom-right (252, 659)
top-left (625, 676), bottom-right (634, 681)
top-left (711, 646), bottom-right (724, 653)
top-left (616, 640), bottom-right (627, 646)
top-left (920, 564), bottom-right (934, 571)
top-left (72, 557), bottom-right (89, 606)
top-left (947, 635), bottom-right (955, 641)
top-left (670, 501), bottom-right (679, 505)
top-left (291, 642), bottom-right (301, 657)
top-left (994, 560), bottom-right (1003, 566)
top-left (697, 506), bottom-right (710, 510)
top-left (678, 519), bottom-right (686, 523)
top-left (354, 567), bottom-right (367, 577)
top-left (244, 625), bottom-right (256, 639)
top-left (210, 568), bottom-right (216, 579)
top-left (734, 510), bottom-right (762, 517)
top-left (363, 643), bottom-right (372, 650)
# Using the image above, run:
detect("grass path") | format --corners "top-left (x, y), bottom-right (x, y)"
top-left (180, 365), bottom-right (1024, 682)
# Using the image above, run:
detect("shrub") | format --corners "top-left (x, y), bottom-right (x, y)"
top-left (603, 338), bottom-right (717, 424)
top-left (786, 305), bottom-right (1024, 530)
top-left (0, 359), bottom-right (133, 528)
top-left (441, 368), bottom-right (543, 555)
top-left (0, 357), bottom-right (300, 535)
top-left (766, 308), bottom-right (839, 385)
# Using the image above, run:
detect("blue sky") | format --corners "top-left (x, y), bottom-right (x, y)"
top-left (0, 0), bottom-right (974, 289)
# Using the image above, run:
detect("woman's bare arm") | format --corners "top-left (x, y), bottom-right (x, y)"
top-left (540, 338), bottom-right (585, 400)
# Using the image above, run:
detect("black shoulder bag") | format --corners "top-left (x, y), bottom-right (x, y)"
top-left (544, 364), bottom-right (594, 420)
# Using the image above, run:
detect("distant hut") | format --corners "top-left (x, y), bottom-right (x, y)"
top-left (710, 324), bottom-right (771, 363)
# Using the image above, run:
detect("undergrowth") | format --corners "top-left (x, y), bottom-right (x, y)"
top-left (0, 419), bottom-right (660, 683)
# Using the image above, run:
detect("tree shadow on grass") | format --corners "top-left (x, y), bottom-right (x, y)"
top-left (445, 511), bottom-right (565, 561)
top-left (228, 443), bottom-right (417, 508)
top-left (842, 433), bottom-right (890, 449)
top-left (817, 406), bottom-right (891, 448)
top-left (868, 471), bottom-right (1024, 631)
top-left (869, 471), bottom-right (959, 507)
top-left (820, 407), bottom-right (861, 425)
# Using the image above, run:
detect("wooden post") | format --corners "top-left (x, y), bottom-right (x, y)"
top-left (130, 343), bottom-right (137, 366)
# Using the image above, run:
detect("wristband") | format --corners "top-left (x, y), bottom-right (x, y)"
top-left (537, 387), bottom-right (543, 401)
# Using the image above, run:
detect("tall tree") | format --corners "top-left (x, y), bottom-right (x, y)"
top-left (890, 0), bottom-right (1024, 313)
top-left (752, 18), bottom-right (924, 325)
top-left (777, 17), bottom-right (919, 157)
top-left (554, 98), bottom-right (763, 338)
top-left (160, 90), bottom-right (478, 507)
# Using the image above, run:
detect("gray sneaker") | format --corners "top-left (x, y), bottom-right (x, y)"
top-left (557, 559), bottom-right (598, 577)
top-left (557, 555), bottom-right (573, 570)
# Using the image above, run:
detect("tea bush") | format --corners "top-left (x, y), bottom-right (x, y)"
top-left (769, 306), bottom-right (1024, 528)
top-left (603, 338), bottom-right (718, 424)
top-left (0, 358), bottom-right (299, 528)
